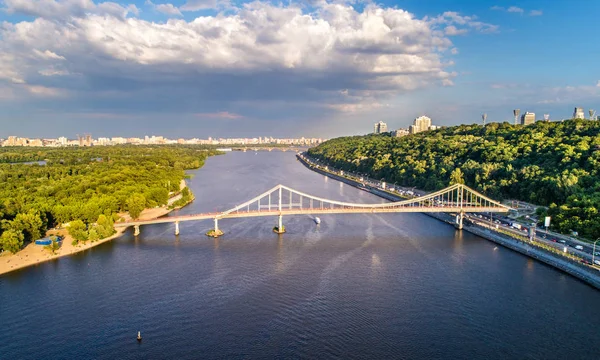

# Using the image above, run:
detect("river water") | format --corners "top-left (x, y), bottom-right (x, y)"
top-left (1, 151), bottom-right (599, 359)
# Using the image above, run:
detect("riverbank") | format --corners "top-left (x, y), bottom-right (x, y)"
top-left (0, 182), bottom-right (189, 276)
top-left (297, 154), bottom-right (600, 290)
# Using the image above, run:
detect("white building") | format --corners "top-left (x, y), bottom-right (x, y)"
top-left (573, 107), bottom-right (585, 119)
top-left (373, 121), bottom-right (388, 134)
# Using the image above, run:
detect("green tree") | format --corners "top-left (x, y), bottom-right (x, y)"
top-left (67, 220), bottom-right (88, 243)
top-left (95, 214), bottom-right (115, 239)
top-left (0, 229), bottom-right (24, 253)
top-left (45, 239), bottom-right (61, 255)
top-left (127, 194), bottom-right (146, 220)
top-left (449, 168), bottom-right (465, 185)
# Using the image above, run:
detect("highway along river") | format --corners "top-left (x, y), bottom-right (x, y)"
top-left (1, 151), bottom-right (599, 359)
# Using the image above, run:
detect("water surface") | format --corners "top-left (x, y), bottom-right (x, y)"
top-left (1, 152), bottom-right (599, 359)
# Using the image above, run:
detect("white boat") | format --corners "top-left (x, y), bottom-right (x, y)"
top-left (314, 217), bottom-right (321, 225)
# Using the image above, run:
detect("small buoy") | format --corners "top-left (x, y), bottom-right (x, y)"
top-left (137, 331), bottom-right (142, 342)
top-left (494, 247), bottom-right (498, 251)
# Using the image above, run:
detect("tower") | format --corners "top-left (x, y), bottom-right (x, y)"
top-left (513, 109), bottom-right (520, 126)
top-left (543, 114), bottom-right (550, 122)
top-left (482, 113), bottom-right (487, 126)
top-left (590, 109), bottom-right (596, 120)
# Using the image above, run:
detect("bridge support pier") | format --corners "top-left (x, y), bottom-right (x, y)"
top-left (206, 218), bottom-right (223, 238)
top-left (175, 221), bottom-right (180, 236)
top-left (273, 214), bottom-right (286, 234)
top-left (455, 212), bottom-right (464, 230)
top-left (134, 225), bottom-right (140, 236)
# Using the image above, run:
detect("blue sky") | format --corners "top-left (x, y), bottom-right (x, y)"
top-left (0, 0), bottom-right (598, 139)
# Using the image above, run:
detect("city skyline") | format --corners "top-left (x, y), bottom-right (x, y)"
top-left (0, 0), bottom-right (599, 137)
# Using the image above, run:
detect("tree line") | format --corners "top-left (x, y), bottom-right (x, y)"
top-left (307, 119), bottom-right (600, 239)
top-left (0, 145), bottom-right (219, 253)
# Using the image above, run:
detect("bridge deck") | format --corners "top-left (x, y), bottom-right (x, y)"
top-left (116, 206), bottom-right (509, 227)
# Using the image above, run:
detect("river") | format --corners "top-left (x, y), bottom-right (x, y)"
top-left (1, 151), bottom-right (599, 359)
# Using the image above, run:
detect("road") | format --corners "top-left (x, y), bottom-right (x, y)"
top-left (303, 154), bottom-right (600, 267)
top-left (466, 213), bottom-right (599, 265)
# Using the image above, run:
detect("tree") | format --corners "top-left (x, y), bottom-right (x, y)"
top-left (67, 220), bottom-right (88, 243)
top-left (127, 194), bottom-right (146, 220)
top-left (449, 168), bottom-right (465, 185)
top-left (0, 229), bottom-right (24, 253)
top-left (45, 239), bottom-right (60, 255)
top-left (95, 214), bottom-right (115, 239)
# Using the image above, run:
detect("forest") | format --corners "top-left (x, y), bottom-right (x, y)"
top-left (0, 145), bottom-right (219, 253)
top-left (307, 119), bottom-right (600, 239)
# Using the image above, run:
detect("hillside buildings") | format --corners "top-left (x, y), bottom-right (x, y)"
top-left (1, 135), bottom-right (324, 147)
top-left (373, 121), bottom-right (388, 134)
top-left (408, 116), bottom-right (439, 134)
top-left (521, 112), bottom-right (535, 125)
top-left (573, 107), bottom-right (585, 119)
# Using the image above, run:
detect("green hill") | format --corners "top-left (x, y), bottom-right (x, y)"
top-left (308, 119), bottom-right (600, 239)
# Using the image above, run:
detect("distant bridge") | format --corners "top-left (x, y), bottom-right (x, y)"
top-left (115, 183), bottom-right (511, 237)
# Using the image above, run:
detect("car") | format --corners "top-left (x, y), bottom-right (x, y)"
top-left (580, 259), bottom-right (592, 265)
top-left (559, 240), bottom-right (566, 244)
top-left (594, 252), bottom-right (600, 256)
top-left (575, 245), bottom-right (584, 251)
top-left (551, 239), bottom-right (557, 242)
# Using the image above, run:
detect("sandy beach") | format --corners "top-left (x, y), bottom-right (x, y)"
top-left (0, 180), bottom-right (188, 276)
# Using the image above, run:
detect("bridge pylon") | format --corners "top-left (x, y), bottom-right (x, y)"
top-left (206, 218), bottom-right (224, 238)
top-left (134, 225), bottom-right (140, 236)
top-left (455, 211), bottom-right (464, 230)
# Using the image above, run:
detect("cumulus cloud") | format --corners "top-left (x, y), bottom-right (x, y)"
top-left (507, 6), bottom-right (524, 13)
top-left (180, 0), bottom-right (220, 11)
top-left (492, 5), bottom-right (542, 17)
top-left (445, 25), bottom-right (468, 36)
top-left (2, 0), bottom-right (138, 20)
top-left (145, 1), bottom-right (182, 16)
top-left (155, 3), bottom-right (182, 16)
top-left (0, 1), bottom-right (493, 116)
top-left (429, 11), bottom-right (498, 34)
top-left (195, 111), bottom-right (244, 119)
top-left (33, 49), bottom-right (66, 60)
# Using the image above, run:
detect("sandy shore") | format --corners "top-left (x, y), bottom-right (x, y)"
top-left (0, 180), bottom-right (188, 276)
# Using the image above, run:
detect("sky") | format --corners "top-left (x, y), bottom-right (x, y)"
top-left (0, 0), bottom-right (599, 139)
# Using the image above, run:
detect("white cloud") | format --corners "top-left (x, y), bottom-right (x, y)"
top-left (507, 6), bottom-right (524, 14)
top-left (194, 111), bottom-right (244, 119)
top-left (450, 47), bottom-right (458, 55)
top-left (445, 25), bottom-right (468, 36)
top-left (155, 3), bottom-right (182, 16)
top-left (0, 1), bottom-right (475, 110)
top-left (23, 85), bottom-right (66, 97)
top-left (38, 68), bottom-right (70, 76)
top-left (180, 0), bottom-right (219, 11)
top-left (2, 0), bottom-right (138, 20)
top-left (492, 6), bottom-right (542, 17)
top-left (33, 49), bottom-right (66, 60)
top-left (430, 11), bottom-right (498, 34)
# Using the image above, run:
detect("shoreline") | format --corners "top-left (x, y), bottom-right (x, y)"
top-left (0, 182), bottom-right (190, 277)
top-left (296, 154), bottom-right (600, 290)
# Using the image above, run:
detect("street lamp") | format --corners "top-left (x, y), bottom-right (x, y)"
top-left (593, 238), bottom-right (600, 265)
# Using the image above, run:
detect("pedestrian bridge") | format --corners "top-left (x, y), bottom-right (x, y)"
top-left (115, 183), bottom-right (512, 237)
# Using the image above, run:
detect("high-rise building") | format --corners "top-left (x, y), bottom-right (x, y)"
top-left (521, 112), bottom-right (535, 125)
top-left (373, 121), bottom-right (388, 134)
top-left (393, 129), bottom-right (409, 137)
top-left (408, 116), bottom-right (434, 134)
top-left (573, 107), bottom-right (585, 119)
